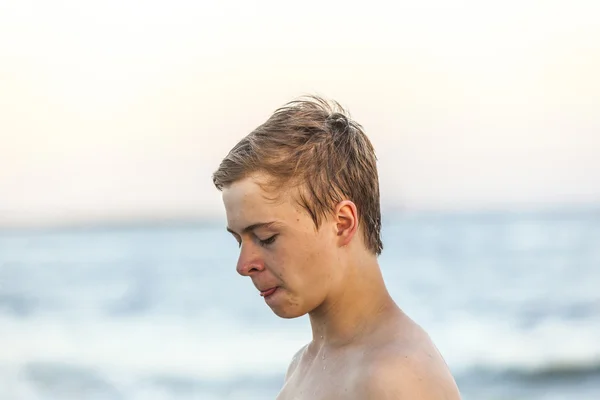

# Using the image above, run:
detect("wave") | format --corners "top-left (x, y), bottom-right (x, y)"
top-left (2, 312), bottom-right (599, 400)
top-left (2, 361), bottom-right (283, 400)
top-left (509, 361), bottom-right (600, 382)
top-left (462, 360), bottom-right (600, 384)
top-left (423, 310), bottom-right (600, 374)
top-left (0, 314), bottom-right (308, 380)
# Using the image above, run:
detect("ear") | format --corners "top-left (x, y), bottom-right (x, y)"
top-left (334, 200), bottom-right (358, 248)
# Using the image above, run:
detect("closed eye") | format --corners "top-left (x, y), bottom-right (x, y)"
top-left (258, 234), bottom-right (278, 247)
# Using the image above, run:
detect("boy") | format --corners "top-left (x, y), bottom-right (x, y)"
top-left (212, 96), bottom-right (461, 399)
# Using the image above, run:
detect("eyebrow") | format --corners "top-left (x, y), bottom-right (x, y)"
top-left (226, 221), bottom-right (278, 236)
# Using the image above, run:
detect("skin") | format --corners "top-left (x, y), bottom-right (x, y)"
top-left (222, 172), bottom-right (462, 399)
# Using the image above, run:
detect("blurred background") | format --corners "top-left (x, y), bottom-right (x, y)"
top-left (1, 1), bottom-right (599, 399)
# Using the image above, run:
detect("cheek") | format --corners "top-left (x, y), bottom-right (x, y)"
top-left (274, 229), bottom-right (335, 283)
top-left (270, 242), bottom-right (309, 283)
top-left (300, 239), bottom-right (335, 280)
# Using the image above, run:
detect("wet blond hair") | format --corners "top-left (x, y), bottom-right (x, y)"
top-left (213, 95), bottom-right (383, 255)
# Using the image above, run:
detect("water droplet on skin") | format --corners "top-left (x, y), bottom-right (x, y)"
top-left (323, 365), bottom-right (326, 370)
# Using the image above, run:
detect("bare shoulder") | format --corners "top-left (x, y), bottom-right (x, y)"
top-left (360, 350), bottom-right (462, 399)
top-left (283, 343), bottom-right (308, 380)
top-left (357, 326), bottom-right (462, 399)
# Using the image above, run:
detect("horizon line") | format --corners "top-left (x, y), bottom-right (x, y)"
top-left (1, 202), bottom-right (598, 232)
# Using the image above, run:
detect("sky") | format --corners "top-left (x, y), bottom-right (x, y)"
top-left (1, 0), bottom-right (599, 228)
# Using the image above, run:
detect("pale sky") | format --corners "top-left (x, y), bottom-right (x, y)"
top-left (1, 0), bottom-right (599, 227)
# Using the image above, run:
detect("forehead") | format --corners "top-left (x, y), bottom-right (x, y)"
top-left (222, 174), bottom-right (302, 228)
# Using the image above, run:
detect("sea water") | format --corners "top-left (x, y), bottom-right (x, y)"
top-left (1, 209), bottom-right (599, 399)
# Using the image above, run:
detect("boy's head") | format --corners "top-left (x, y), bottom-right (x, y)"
top-left (213, 95), bottom-right (382, 254)
top-left (213, 95), bottom-right (383, 318)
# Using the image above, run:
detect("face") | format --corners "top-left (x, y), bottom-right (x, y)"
top-left (222, 173), bottom-right (341, 318)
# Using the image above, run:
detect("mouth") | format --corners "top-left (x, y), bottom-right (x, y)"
top-left (259, 287), bottom-right (278, 298)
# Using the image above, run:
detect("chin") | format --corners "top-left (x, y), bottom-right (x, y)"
top-left (269, 305), bottom-right (307, 319)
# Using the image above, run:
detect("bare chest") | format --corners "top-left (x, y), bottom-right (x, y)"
top-left (276, 353), bottom-right (360, 400)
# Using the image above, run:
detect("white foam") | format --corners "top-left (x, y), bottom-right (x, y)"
top-left (3, 308), bottom-right (599, 381)
top-left (428, 312), bottom-right (600, 374)
top-left (0, 313), bottom-right (310, 380)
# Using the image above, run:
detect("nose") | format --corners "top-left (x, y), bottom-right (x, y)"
top-left (236, 243), bottom-right (265, 276)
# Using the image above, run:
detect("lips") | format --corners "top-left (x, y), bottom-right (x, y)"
top-left (259, 287), bottom-right (277, 297)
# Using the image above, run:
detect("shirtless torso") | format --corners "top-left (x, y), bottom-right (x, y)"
top-left (277, 309), bottom-right (461, 400)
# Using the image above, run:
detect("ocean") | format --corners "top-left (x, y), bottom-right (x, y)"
top-left (1, 209), bottom-right (599, 399)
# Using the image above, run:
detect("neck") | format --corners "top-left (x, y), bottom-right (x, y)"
top-left (308, 251), bottom-right (399, 348)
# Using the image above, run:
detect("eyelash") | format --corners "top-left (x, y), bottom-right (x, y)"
top-left (258, 235), bottom-right (278, 247)
top-left (234, 234), bottom-right (278, 248)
